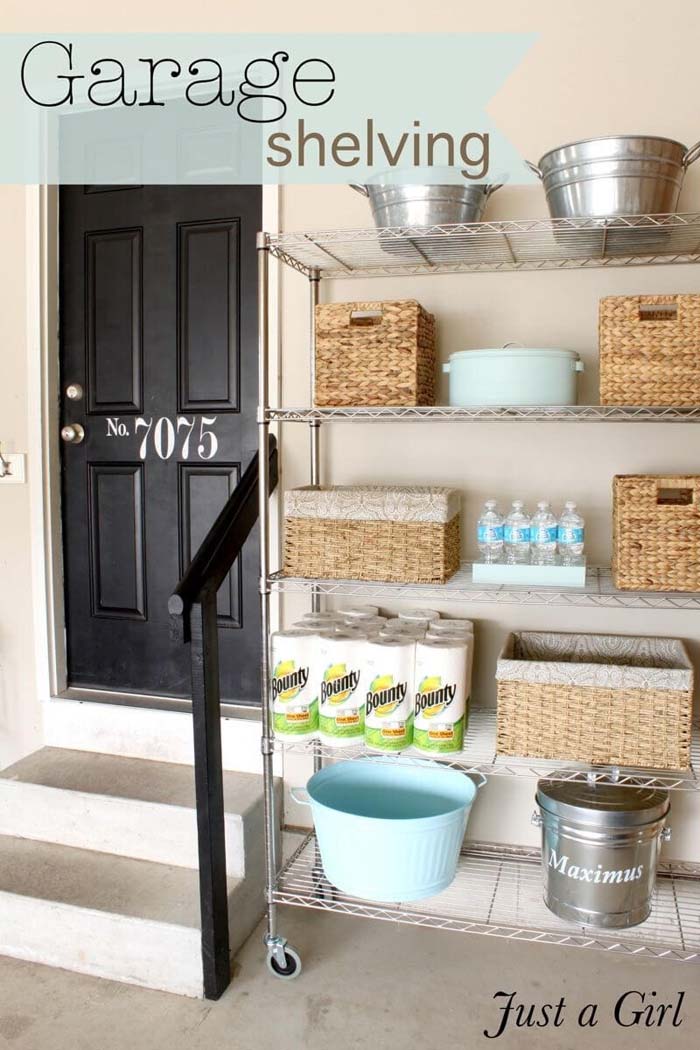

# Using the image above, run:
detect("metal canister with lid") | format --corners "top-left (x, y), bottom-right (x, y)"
top-left (533, 779), bottom-right (671, 929)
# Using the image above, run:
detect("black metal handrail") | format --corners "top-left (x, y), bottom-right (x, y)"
top-left (170, 434), bottom-right (278, 1000)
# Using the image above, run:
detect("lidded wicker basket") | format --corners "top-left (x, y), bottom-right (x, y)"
top-left (283, 485), bottom-right (460, 584)
top-left (496, 631), bottom-right (693, 770)
top-left (599, 294), bottom-right (700, 406)
top-left (613, 474), bottom-right (700, 592)
top-left (314, 300), bottom-right (436, 407)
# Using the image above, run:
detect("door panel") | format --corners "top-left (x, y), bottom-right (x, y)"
top-left (178, 219), bottom-right (240, 411)
top-left (178, 463), bottom-right (242, 626)
top-left (60, 184), bottom-right (262, 703)
top-left (86, 228), bottom-right (143, 413)
top-left (88, 464), bottom-right (146, 620)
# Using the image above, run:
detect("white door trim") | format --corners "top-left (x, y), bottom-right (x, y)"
top-left (26, 184), bottom-right (282, 745)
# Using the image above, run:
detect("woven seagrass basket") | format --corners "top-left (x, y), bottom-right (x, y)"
top-left (599, 294), bottom-right (700, 406)
top-left (613, 474), bottom-right (700, 591)
top-left (283, 485), bottom-right (460, 584)
top-left (496, 631), bottom-right (693, 770)
top-left (314, 300), bottom-right (436, 407)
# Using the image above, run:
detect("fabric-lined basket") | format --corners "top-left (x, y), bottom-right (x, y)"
top-left (283, 485), bottom-right (460, 584)
top-left (496, 631), bottom-right (693, 770)
top-left (613, 474), bottom-right (700, 592)
top-left (314, 300), bottom-right (436, 406)
top-left (599, 294), bottom-right (700, 406)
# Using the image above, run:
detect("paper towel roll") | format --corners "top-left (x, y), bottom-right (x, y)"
top-left (342, 615), bottom-right (387, 635)
top-left (290, 622), bottom-right (322, 635)
top-left (364, 637), bottom-right (416, 752)
top-left (413, 638), bottom-right (469, 755)
top-left (337, 604), bottom-right (379, 620)
top-left (428, 619), bottom-right (474, 636)
top-left (382, 618), bottom-right (426, 638)
top-left (300, 612), bottom-right (344, 627)
top-left (270, 629), bottom-right (318, 739)
top-left (317, 631), bottom-right (368, 747)
top-left (398, 608), bottom-right (441, 624)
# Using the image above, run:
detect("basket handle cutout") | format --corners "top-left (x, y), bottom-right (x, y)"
top-left (638, 302), bottom-right (678, 322)
top-left (656, 487), bottom-right (693, 506)
top-left (349, 309), bottom-right (383, 327)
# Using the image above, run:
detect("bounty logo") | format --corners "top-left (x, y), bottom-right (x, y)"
top-left (271, 660), bottom-right (309, 703)
top-left (366, 675), bottom-right (407, 718)
top-left (320, 664), bottom-right (360, 705)
top-left (415, 676), bottom-right (457, 718)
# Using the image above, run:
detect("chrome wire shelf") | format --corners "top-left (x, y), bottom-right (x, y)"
top-left (275, 709), bottom-right (700, 792)
top-left (267, 213), bottom-right (700, 279)
top-left (275, 835), bottom-right (700, 962)
top-left (268, 564), bottom-right (700, 610)
top-left (266, 405), bottom-right (700, 424)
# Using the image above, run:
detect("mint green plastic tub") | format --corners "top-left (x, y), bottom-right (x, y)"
top-left (443, 346), bottom-right (584, 407)
top-left (291, 758), bottom-right (483, 902)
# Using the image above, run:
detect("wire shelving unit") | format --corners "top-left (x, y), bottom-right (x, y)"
top-left (269, 563), bottom-right (700, 610)
top-left (256, 213), bottom-right (700, 978)
top-left (267, 212), bottom-right (700, 279)
top-left (274, 708), bottom-right (700, 792)
top-left (276, 836), bottom-right (700, 963)
top-left (266, 404), bottom-right (700, 423)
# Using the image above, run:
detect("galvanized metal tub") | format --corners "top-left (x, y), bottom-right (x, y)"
top-left (527, 135), bottom-right (700, 219)
top-left (533, 780), bottom-right (671, 928)
top-left (350, 181), bottom-right (501, 228)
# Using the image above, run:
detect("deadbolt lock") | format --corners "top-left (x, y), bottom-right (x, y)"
top-left (65, 383), bottom-right (84, 401)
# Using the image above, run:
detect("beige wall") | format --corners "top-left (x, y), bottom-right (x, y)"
top-left (1, 2), bottom-right (699, 850)
top-left (0, 187), bottom-right (43, 767)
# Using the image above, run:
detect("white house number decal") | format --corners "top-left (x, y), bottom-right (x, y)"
top-left (105, 416), bottom-right (219, 461)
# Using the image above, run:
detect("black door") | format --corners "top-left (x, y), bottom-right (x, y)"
top-left (60, 184), bottom-right (262, 704)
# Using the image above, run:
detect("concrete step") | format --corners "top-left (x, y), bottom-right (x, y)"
top-left (0, 748), bottom-right (277, 877)
top-left (0, 835), bottom-right (264, 996)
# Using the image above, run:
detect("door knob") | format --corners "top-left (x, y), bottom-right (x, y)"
top-left (61, 423), bottom-right (85, 444)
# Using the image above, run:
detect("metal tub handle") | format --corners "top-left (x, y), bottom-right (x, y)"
top-left (349, 184), bottom-right (369, 196)
top-left (524, 160), bottom-right (543, 180)
top-left (290, 787), bottom-right (312, 806)
top-left (683, 140), bottom-right (700, 168)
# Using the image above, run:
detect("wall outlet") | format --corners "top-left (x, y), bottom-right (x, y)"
top-left (0, 454), bottom-right (26, 485)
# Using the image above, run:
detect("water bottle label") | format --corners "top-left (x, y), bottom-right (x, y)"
top-left (478, 525), bottom-right (504, 543)
top-left (532, 525), bottom-right (557, 543)
top-left (558, 527), bottom-right (584, 545)
top-left (504, 526), bottom-right (530, 544)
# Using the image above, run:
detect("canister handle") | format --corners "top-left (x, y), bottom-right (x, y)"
top-left (661, 826), bottom-right (672, 843)
top-left (524, 160), bottom-right (543, 180)
top-left (442, 362), bottom-right (451, 374)
top-left (289, 787), bottom-right (312, 806)
top-left (575, 359), bottom-right (585, 372)
top-left (349, 184), bottom-right (369, 196)
top-left (531, 810), bottom-right (543, 827)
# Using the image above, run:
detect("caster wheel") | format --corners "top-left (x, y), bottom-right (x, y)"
top-left (266, 944), bottom-right (302, 980)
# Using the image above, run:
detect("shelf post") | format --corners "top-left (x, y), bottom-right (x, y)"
top-left (308, 268), bottom-right (321, 612)
top-left (309, 268), bottom-right (323, 775)
top-left (257, 232), bottom-right (280, 943)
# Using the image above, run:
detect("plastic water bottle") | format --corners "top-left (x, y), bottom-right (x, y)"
top-left (504, 500), bottom-right (531, 564)
top-left (477, 500), bottom-right (504, 562)
top-left (558, 501), bottom-right (585, 561)
top-left (530, 501), bottom-right (558, 563)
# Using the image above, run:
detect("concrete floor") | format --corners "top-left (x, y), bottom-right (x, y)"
top-left (1, 907), bottom-right (697, 1050)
